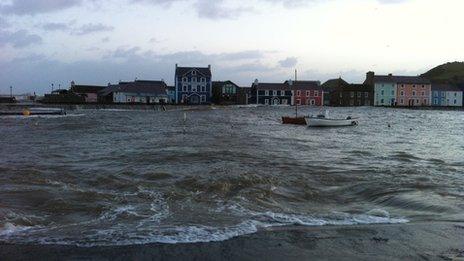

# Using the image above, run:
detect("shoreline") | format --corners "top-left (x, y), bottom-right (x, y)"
top-left (1, 222), bottom-right (463, 260)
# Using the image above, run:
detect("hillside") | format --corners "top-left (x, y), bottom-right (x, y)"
top-left (421, 62), bottom-right (464, 86)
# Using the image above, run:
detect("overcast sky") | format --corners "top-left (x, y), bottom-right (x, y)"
top-left (0, 0), bottom-right (463, 94)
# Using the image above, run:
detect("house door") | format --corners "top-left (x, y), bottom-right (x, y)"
top-left (190, 95), bottom-right (200, 104)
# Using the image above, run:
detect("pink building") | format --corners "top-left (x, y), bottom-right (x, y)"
top-left (395, 78), bottom-right (432, 107)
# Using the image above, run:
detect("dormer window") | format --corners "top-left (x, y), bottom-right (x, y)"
top-left (182, 77), bottom-right (187, 82)
top-left (201, 77), bottom-right (205, 82)
top-left (192, 70), bottom-right (196, 76)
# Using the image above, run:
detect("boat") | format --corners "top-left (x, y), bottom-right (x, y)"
top-left (282, 116), bottom-right (307, 125)
top-left (306, 114), bottom-right (358, 127)
top-left (282, 103), bottom-right (307, 125)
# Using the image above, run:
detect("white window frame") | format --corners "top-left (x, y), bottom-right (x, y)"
top-left (192, 70), bottom-right (196, 76)
top-left (314, 91), bottom-right (319, 97)
top-left (310, 99), bottom-right (315, 105)
top-left (182, 77), bottom-right (187, 82)
top-left (201, 95), bottom-right (206, 102)
top-left (296, 90), bottom-right (301, 96)
top-left (264, 90), bottom-right (269, 96)
top-left (264, 99), bottom-right (269, 105)
top-left (273, 90), bottom-right (277, 96)
top-left (306, 91), bottom-right (310, 97)
top-left (201, 85), bottom-right (206, 92)
top-left (182, 85), bottom-right (187, 92)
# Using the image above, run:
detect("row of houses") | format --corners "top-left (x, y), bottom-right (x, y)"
top-left (40, 65), bottom-right (464, 107)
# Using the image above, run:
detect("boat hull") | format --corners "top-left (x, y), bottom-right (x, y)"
top-left (306, 117), bottom-right (358, 127)
top-left (282, 116), bottom-right (307, 125)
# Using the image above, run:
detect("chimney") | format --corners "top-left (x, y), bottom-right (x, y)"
top-left (288, 79), bottom-right (293, 86)
top-left (208, 64), bottom-right (211, 70)
top-left (71, 81), bottom-right (75, 87)
top-left (365, 71), bottom-right (375, 86)
top-left (388, 73), bottom-right (393, 77)
top-left (176, 63), bottom-right (178, 68)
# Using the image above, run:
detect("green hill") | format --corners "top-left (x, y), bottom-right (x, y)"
top-left (421, 62), bottom-right (464, 85)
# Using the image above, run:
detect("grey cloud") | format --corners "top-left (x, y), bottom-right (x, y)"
top-left (194, 0), bottom-right (250, 20)
top-left (0, 29), bottom-right (42, 48)
top-left (73, 23), bottom-right (114, 35)
top-left (42, 22), bottom-right (71, 31)
top-left (0, 48), bottom-right (283, 93)
top-left (0, 0), bottom-right (83, 15)
top-left (278, 57), bottom-right (298, 68)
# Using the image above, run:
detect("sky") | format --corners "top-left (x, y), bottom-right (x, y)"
top-left (0, 0), bottom-right (463, 94)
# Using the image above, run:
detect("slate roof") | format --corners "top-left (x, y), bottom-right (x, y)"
top-left (254, 82), bottom-right (292, 91)
top-left (176, 66), bottom-right (212, 77)
top-left (100, 80), bottom-right (167, 96)
top-left (71, 85), bottom-right (106, 93)
top-left (212, 81), bottom-right (239, 89)
top-left (432, 84), bottom-right (462, 92)
top-left (286, 80), bottom-right (321, 90)
top-left (373, 75), bottom-right (431, 84)
top-left (321, 78), bottom-right (349, 91)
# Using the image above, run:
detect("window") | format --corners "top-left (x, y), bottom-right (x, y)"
top-left (400, 99), bottom-right (404, 104)
top-left (264, 99), bottom-right (269, 105)
top-left (423, 99), bottom-right (427, 105)
top-left (201, 95), bottom-right (206, 102)
top-left (282, 99), bottom-right (288, 105)
top-left (400, 91), bottom-right (404, 96)
top-left (192, 70), bottom-right (196, 76)
top-left (391, 90), bottom-right (394, 95)
top-left (421, 91), bottom-right (425, 96)
top-left (350, 92), bottom-right (354, 98)
top-left (412, 91), bottom-right (416, 96)
top-left (454, 93), bottom-right (457, 97)
top-left (264, 90), bottom-right (269, 96)
top-left (401, 84), bottom-right (404, 87)
top-left (306, 91), bottom-right (310, 97)
top-left (422, 85), bottom-right (425, 88)
top-left (381, 90), bottom-right (384, 95)
top-left (258, 90), bottom-right (265, 95)
top-left (182, 85), bottom-right (187, 92)
top-left (192, 85), bottom-right (197, 92)
top-left (127, 98), bottom-right (131, 102)
top-left (315, 91), bottom-right (319, 97)
top-left (281, 91), bottom-right (285, 96)
top-left (201, 77), bottom-right (205, 82)
top-left (192, 77), bottom-right (197, 82)
top-left (365, 92), bottom-right (369, 98)
top-left (413, 85), bottom-right (416, 88)
top-left (454, 99), bottom-right (457, 104)
top-left (296, 90), bottom-right (301, 96)
top-left (434, 98), bottom-right (438, 104)
top-left (380, 99), bottom-right (384, 104)
top-left (296, 99), bottom-right (301, 105)
top-left (277, 91), bottom-right (281, 96)
top-left (357, 92), bottom-right (361, 98)
top-left (182, 94), bottom-right (187, 102)
top-left (182, 77), bottom-right (187, 82)
top-left (273, 90), bottom-right (277, 96)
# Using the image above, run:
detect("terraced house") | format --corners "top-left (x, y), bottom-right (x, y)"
top-left (175, 64), bottom-right (212, 104)
top-left (365, 72), bottom-right (397, 106)
top-left (286, 80), bottom-right (323, 106)
top-left (365, 72), bottom-right (431, 107)
top-left (250, 80), bottom-right (293, 105)
top-left (431, 84), bottom-right (463, 107)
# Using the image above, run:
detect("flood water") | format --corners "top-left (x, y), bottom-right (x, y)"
top-left (0, 106), bottom-right (463, 246)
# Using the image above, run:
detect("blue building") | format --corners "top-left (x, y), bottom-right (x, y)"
top-left (175, 64), bottom-right (212, 104)
top-left (431, 84), bottom-right (463, 107)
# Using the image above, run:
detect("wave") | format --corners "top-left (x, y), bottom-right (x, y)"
top-left (0, 209), bottom-right (408, 247)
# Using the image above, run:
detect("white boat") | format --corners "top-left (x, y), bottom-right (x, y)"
top-left (305, 111), bottom-right (358, 127)
top-left (306, 116), bottom-right (358, 127)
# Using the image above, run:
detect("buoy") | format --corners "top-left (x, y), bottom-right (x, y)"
top-left (22, 109), bottom-right (31, 116)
